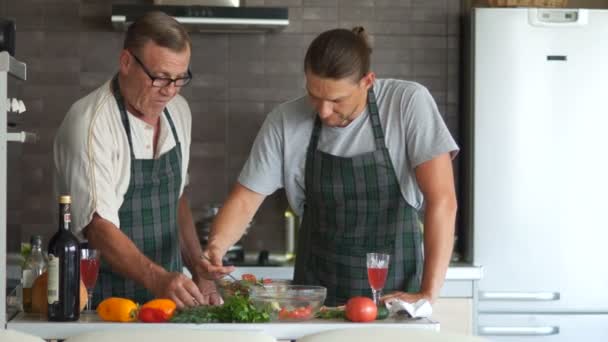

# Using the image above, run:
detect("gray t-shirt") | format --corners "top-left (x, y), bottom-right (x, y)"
top-left (238, 79), bottom-right (459, 215)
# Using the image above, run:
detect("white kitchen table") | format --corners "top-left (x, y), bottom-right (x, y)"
top-left (7, 312), bottom-right (438, 341)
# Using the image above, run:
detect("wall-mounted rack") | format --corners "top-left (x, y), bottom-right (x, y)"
top-left (1, 51), bottom-right (27, 329)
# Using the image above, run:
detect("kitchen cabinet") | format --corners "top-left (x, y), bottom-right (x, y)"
top-left (431, 298), bottom-right (473, 335)
top-left (478, 313), bottom-right (608, 341)
top-left (471, 0), bottom-right (608, 8)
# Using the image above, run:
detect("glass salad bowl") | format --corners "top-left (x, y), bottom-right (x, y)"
top-left (249, 284), bottom-right (327, 321)
top-left (216, 276), bottom-right (291, 298)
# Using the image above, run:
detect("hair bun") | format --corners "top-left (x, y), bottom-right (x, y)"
top-left (351, 26), bottom-right (365, 35)
top-left (351, 26), bottom-right (372, 53)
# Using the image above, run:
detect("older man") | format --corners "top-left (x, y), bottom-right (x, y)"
top-left (54, 12), bottom-right (219, 308)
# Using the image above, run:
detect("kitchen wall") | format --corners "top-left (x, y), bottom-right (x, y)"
top-left (1, 0), bottom-right (462, 255)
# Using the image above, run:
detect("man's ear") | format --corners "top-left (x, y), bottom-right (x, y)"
top-left (360, 72), bottom-right (376, 90)
top-left (118, 49), bottom-right (131, 74)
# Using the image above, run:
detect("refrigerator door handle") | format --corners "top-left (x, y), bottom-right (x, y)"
top-left (479, 291), bottom-right (560, 301)
top-left (479, 326), bottom-right (559, 336)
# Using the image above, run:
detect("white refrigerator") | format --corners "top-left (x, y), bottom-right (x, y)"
top-left (471, 7), bottom-right (608, 341)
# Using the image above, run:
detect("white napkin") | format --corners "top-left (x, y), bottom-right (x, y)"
top-left (384, 298), bottom-right (433, 318)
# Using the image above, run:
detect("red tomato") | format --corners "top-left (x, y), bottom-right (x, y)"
top-left (262, 278), bottom-right (273, 284)
top-left (345, 297), bottom-right (377, 323)
top-left (241, 274), bottom-right (257, 283)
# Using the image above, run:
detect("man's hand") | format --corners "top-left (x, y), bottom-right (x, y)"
top-left (151, 271), bottom-right (208, 309)
top-left (199, 247), bottom-right (236, 280)
top-left (193, 277), bottom-right (223, 306)
top-left (380, 291), bottom-right (434, 304)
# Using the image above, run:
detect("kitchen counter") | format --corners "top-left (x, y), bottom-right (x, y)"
top-left (225, 264), bottom-right (483, 299)
top-left (227, 264), bottom-right (483, 282)
top-left (7, 312), bottom-right (438, 340)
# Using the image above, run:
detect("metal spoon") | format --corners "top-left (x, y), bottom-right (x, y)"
top-left (201, 254), bottom-right (267, 288)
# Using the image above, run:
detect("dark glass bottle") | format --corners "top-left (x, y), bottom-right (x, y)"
top-left (47, 195), bottom-right (80, 321)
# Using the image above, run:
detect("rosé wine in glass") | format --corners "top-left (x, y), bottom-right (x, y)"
top-left (80, 258), bottom-right (99, 290)
top-left (367, 267), bottom-right (388, 290)
top-left (366, 253), bottom-right (390, 305)
top-left (80, 248), bottom-right (100, 311)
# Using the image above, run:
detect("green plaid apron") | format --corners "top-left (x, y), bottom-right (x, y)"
top-left (92, 76), bottom-right (183, 306)
top-left (294, 89), bottom-right (423, 306)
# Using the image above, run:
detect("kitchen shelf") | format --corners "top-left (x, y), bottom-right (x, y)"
top-left (8, 312), bottom-right (438, 340)
top-left (1, 51), bottom-right (27, 329)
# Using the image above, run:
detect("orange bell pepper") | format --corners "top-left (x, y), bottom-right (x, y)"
top-left (96, 297), bottom-right (138, 322)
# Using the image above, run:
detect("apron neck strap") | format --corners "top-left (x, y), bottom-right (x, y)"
top-left (111, 75), bottom-right (181, 156)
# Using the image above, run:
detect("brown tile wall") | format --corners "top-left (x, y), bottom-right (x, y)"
top-left (3, 0), bottom-right (463, 255)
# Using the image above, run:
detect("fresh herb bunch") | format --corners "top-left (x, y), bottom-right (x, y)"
top-left (170, 292), bottom-right (271, 323)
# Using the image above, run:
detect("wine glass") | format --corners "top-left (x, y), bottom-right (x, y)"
top-left (80, 248), bottom-right (100, 311)
top-left (366, 252), bottom-right (390, 305)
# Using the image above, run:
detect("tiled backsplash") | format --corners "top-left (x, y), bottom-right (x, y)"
top-left (3, 0), bottom-right (462, 254)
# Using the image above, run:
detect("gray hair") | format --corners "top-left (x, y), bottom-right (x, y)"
top-left (123, 11), bottom-right (191, 55)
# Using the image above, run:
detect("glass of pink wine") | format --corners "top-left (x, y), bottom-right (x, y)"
top-left (80, 248), bottom-right (100, 311)
top-left (366, 252), bottom-right (390, 305)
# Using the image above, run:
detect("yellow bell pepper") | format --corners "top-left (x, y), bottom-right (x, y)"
top-left (96, 297), bottom-right (138, 322)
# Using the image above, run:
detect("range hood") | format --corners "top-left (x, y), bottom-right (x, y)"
top-left (111, 3), bottom-right (289, 33)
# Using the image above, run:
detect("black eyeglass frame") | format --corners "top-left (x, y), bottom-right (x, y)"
top-left (129, 50), bottom-right (192, 88)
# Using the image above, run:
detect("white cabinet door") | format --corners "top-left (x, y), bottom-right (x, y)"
top-left (432, 298), bottom-right (473, 335)
top-left (477, 314), bottom-right (608, 341)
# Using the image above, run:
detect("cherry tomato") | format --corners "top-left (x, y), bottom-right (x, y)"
top-left (278, 308), bottom-right (290, 320)
top-left (278, 305), bottom-right (313, 320)
top-left (345, 297), bottom-right (377, 323)
top-left (241, 274), bottom-right (257, 283)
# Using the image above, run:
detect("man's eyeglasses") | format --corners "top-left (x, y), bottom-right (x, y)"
top-left (129, 51), bottom-right (192, 88)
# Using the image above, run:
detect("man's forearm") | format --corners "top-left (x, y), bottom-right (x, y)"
top-left (420, 199), bottom-right (457, 302)
top-left (177, 195), bottom-right (205, 277)
top-left (84, 214), bottom-right (167, 294)
top-left (207, 183), bottom-right (266, 255)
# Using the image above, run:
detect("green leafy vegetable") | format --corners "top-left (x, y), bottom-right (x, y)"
top-left (315, 307), bottom-right (345, 319)
top-left (170, 292), bottom-right (270, 323)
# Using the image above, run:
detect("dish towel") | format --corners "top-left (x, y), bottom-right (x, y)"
top-left (384, 298), bottom-right (433, 318)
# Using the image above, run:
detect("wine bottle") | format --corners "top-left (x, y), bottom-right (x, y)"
top-left (47, 195), bottom-right (80, 321)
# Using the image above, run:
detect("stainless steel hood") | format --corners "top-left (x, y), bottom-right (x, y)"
top-left (111, 3), bottom-right (289, 33)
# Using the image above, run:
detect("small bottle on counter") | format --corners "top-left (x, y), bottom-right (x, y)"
top-left (22, 235), bottom-right (47, 313)
top-left (47, 195), bottom-right (80, 321)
